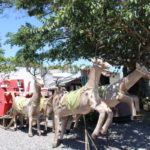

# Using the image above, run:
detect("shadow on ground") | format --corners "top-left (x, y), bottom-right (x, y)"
top-left (1, 113), bottom-right (150, 150)
top-left (59, 120), bottom-right (150, 150)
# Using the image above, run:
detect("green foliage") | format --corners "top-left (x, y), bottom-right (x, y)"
top-left (0, 48), bottom-right (16, 72)
top-left (49, 63), bottom-right (81, 74)
top-left (142, 97), bottom-right (150, 111)
top-left (5, 23), bottom-right (48, 68)
top-left (142, 97), bottom-right (150, 105)
top-left (98, 85), bottom-right (107, 98)
top-left (5, 0), bottom-right (150, 68)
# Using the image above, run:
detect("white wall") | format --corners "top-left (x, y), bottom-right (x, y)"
top-left (9, 67), bottom-right (35, 92)
top-left (0, 67), bottom-right (71, 90)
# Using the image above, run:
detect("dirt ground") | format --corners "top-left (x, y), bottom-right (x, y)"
top-left (0, 112), bottom-right (150, 150)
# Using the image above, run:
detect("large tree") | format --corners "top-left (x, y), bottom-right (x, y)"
top-left (6, 0), bottom-right (150, 69)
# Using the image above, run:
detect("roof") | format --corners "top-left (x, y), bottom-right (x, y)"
top-left (52, 72), bottom-right (72, 78)
top-left (49, 72), bottom-right (81, 87)
top-left (58, 72), bottom-right (81, 86)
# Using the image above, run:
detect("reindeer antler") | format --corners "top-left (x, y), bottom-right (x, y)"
top-left (26, 66), bottom-right (48, 79)
top-left (26, 67), bottom-right (39, 77)
top-left (40, 67), bottom-right (48, 78)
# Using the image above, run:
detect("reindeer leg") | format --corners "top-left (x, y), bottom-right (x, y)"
top-left (132, 95), bottom-right (140, 112)
top-left (28, 116), bottom-right (33, 137)
top-left (45, 107), bottom-right (53, 133)
top-left (37, 115), bottom-right (41, 136)
top-left (51, 113), bottom-right (55, 133)
top-left (60, 117), bottom-right (68, 140)
top-left (52, 112), bottom-right (61, 148)
top-left (13, 115), bottom-right (18, 130)
top-left (73, 115), bottom-right (81, 129)
top-left (101, 108), bottom-right (113, 134)
top-left (44, 115), bottom-right (48, 133)
top-left (65, 116), bottom-right (73, 133)
top-left (19, 115), bottom-right (24, 128)
top-left (65, 115), bottom-right (81, 133)
top-left (91, 102), bottom-right (106, 139)
top-left (118, 94), bottom-right (136, 120)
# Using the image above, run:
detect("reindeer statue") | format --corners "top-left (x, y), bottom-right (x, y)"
top-left (52, 59), bottom-right (113, 148)
top-left (98, 63), bottom-right (150, 134)
top-left (40, 94), bottom-right (53, 133)
top-left (65, 63), bottom-right (150, 135)
top-left (6, 69), bottom-right (44, 137)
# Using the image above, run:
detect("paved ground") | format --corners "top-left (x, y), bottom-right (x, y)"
top-left (0, 119), bottom-right (150, 150)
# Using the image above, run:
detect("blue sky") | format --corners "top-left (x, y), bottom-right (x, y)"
top-left (0, 8), bottom-right (91, 66)
top-left (0, 8), bottom-right (42, 57)
top-left (0, 8), bottom-right (93, 67)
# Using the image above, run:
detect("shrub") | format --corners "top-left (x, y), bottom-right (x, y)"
top-left (142, 97), bottom-right (150, 105)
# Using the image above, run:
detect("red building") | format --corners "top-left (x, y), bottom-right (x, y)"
top-left (0, 79), bottom-right (24, 116)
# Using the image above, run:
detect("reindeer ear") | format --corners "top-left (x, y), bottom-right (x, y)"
top-left (104, 62), bottom-right (112, 68)
top-left (97, 58), bottom-right (103, 64)
top-left (91, 58), bottom-right (97, 63)
top-left (92, 58), bottom-right (103, 64)
top-left (91, 58), bottom-right (94, 63)
top-left (92, 59), bottom-right (97, 66)
top-left (136, 63), bottom-right (140, 68)
top-left (81, 65), bottom-right (86, 70)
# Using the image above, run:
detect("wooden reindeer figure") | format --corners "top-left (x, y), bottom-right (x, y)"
top-left (40, 94), bottom-right (53, 132)
top-left (100, 63), bottom-right (150, 133)
top-left (52, 58), bottom-right (113, 148)
top-left (66, 63), bottom-right (150, 135)
top-left (6, 72), bottom-right (44, 137)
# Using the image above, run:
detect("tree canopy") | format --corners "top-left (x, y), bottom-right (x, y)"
top-left (5, 0), bottom-right (150, 68)
top-left (0, 47), bottom-right (16, 72)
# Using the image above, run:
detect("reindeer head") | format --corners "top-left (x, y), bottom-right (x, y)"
top-left (92, 58), bottom-right (111, 70)
top-left (136, 63), bottom-right (150, 78)
top-left (34, 77), bottom-right (44, 88)
top-left (26, 67), bottom-right (46, 88)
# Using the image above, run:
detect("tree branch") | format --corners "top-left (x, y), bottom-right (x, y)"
top-left (134, 18), bottom-right (150, 35)
top-left (123, 25), bottom-right (146, 43)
